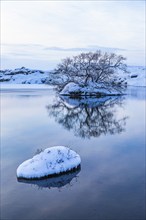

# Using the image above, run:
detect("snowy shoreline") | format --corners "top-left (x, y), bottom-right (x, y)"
top-left (0, 66), bottom-right (146, 87)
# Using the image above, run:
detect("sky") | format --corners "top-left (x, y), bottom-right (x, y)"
top-left (1, 0), bottom-right (145, 70)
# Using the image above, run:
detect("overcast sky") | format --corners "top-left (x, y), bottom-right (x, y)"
top-left (1, 0), bottom-right (145, 69)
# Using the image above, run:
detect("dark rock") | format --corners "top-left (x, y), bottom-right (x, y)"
top-left (131, 74), bottom-right (138, 78)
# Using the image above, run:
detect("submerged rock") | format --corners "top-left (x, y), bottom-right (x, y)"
top-left (17, 146), bottom-right (81, 179)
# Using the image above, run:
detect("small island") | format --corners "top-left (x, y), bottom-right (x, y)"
top-left (53, 51), bottom-right (128, 97)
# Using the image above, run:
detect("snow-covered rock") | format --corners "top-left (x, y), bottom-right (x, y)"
top-left (17, 146), bottom-right (81, 179)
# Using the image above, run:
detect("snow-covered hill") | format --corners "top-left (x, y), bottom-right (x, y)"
top-left (0, 67), bottom-right (50, 84)
top-left (121, 66), bottom-right (146, 87)
top-left (0, 66), bottom-right (145, 87)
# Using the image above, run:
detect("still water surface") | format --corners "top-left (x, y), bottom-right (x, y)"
top-left (1, 85), bottom-right (145, 220)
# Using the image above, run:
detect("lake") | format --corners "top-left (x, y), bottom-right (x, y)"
top-left (1, 85), bottom-right (145, 220)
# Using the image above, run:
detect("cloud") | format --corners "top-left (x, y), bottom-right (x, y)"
top-left (2, 43), bottom-right (126, 53)
top-left (1, 1), bottom-right (145, 69)
top-left (1, 1), bottom-right (145, 50)
top-left (1, 43), bottom-right (145, 69)
top-left (44, 46), bottom-right (126, 52)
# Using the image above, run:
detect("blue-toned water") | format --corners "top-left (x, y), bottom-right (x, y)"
top-left (1, 85), bottom-right (145, 220)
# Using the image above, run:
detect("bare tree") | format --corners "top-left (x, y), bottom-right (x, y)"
top-left (53, 50), bottom-right (128, 92)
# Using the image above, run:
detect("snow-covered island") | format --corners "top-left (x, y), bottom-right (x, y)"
top-left (50, 52), bottom-right (145, 97)
top-left (59, 65), bottom-right (146, 96)
top-left (58, 66), bottom-right (146, 97)
top-left (17, 146), bottom-right (81, 180)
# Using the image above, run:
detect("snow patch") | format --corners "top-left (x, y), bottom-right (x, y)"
top-left (17, 146), bottom-right (81, 179)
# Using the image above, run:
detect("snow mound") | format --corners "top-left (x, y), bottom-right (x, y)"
top-left (60, 82), bottom-right (123, 96)
top-left (60, 82), bottom-right (80, 95)
top-left (17, 146), bottom-right (81, 179)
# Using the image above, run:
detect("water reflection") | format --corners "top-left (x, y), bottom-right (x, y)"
top-left (47, 95), bottom-right (128, 138)
top-left (17, 169), bottom-right (80, 190)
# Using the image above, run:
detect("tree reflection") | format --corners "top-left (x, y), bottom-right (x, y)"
top-left (46, 95), bottom-right (128, 139)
